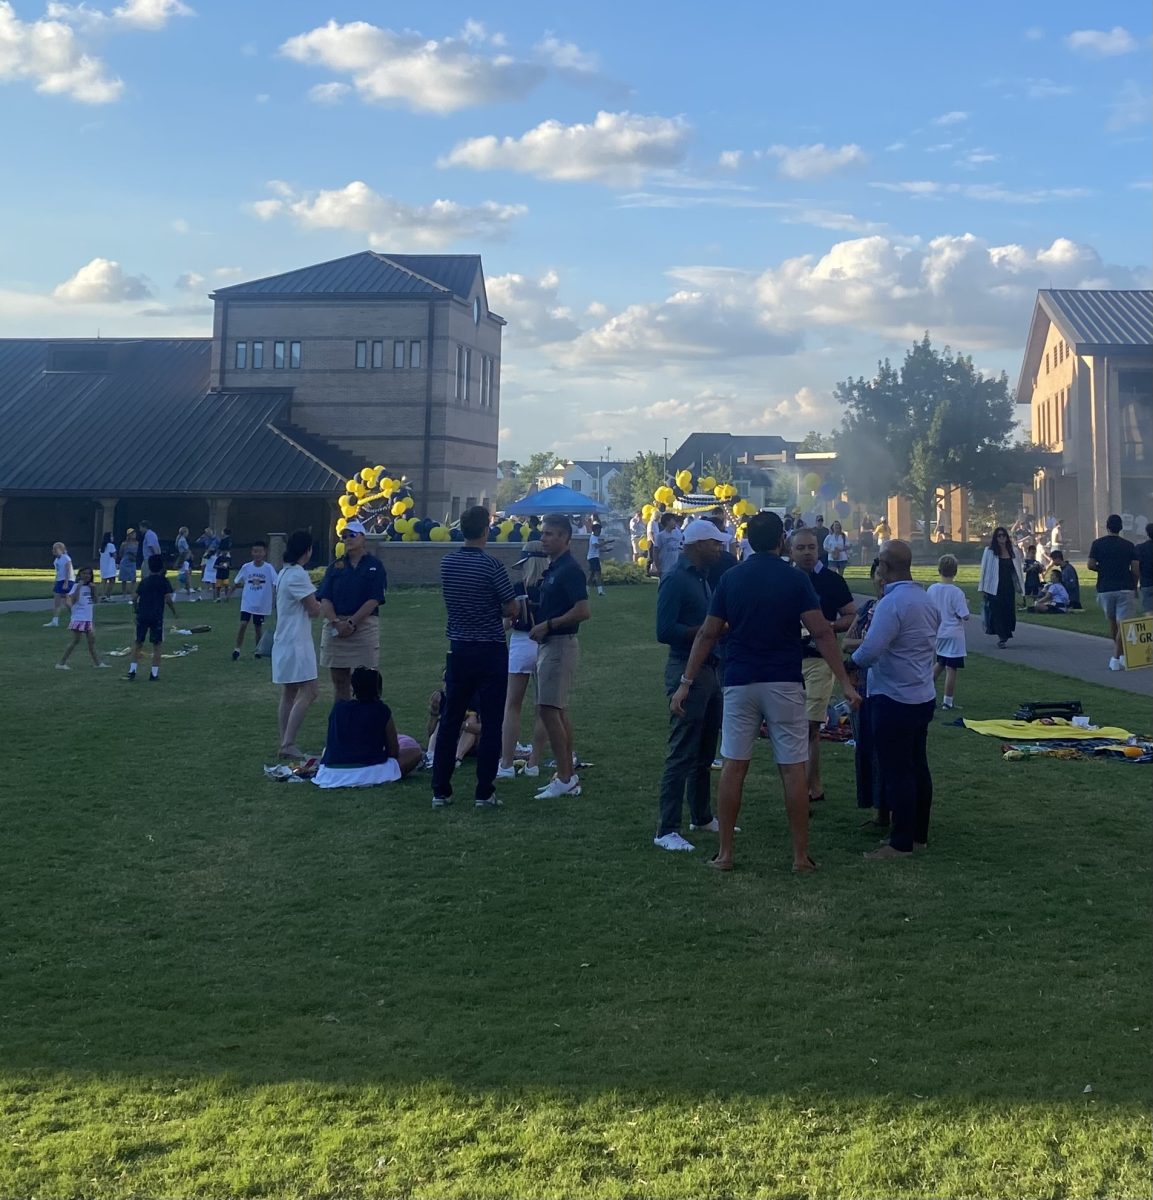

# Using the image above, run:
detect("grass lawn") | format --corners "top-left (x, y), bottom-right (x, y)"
top-left (0, 569), bottom-right (60, 601)
top-left (1, 586), bottom-right (1150, 1199)
top-left (843, 564), bottom-right (1114, 640)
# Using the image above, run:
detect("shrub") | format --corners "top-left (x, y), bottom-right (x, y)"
top-left (602, 560), bottom-right (650, 586)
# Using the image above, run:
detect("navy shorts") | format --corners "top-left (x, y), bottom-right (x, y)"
top-left (936, 654), bottom-right (965, 670)
top-left (135, 617), bottom-right (164, 646)
top-left (53, 580), bottom-right (71, 595)
top-left (239, 611), bottom-right (265, 628)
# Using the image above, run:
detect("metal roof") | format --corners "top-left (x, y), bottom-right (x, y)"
top-left (213, 251), bottom-right (480, 300)
top-left (1039, 289), bottom-right (1153, 350)
top-left (0, 338), bottom-right (351, 495)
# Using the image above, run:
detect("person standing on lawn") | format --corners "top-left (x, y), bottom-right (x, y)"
top-left (927, 554), bottom-right (969, 710)
top-left (127, 554), bottom-right (177, 682)
top-left (44, 541), bottom-right (75, 627)
top-left (272, 530), bottom-right (323, 758)
top-left (55, 567), bottom-right (108, 670)
top-left (230, 540), bottom-right (278, 660)
top-left (316, 519), bottom-right (386, 700)
top-left (1088, 514), bottom-right (1140, 670)
top-left (1138, 522), bottom-right (1153, 616)
top-left (669, 511), bottom-right (860, 873)
top-left (530, 514), bottom-right (592, 799)
top-left (138, 521), bottom-right (161, 564)
top-left (653, 519), bottom-right (728, 852)
top-left (843, 559), bottom-right (888, 831)
top-left (117, 528), bottom-right (139, 600)
top-left (431, 506), bottom-right (519, 810)
top-left (847, 540), bottom-right (939, 860)
top-left (98, 533), bottom-right (118, 601)
top-left (789, 526), bottom-right (856, 807)
top-left (978, 527), bottom-right (1024, 649)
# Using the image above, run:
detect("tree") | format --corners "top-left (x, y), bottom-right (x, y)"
top-left (798, 429), bottom-right (834, 452)
top-left (493, 451), bottom-right (561, 512)
top-left (835, 334), bottom-right (1043, 538)
top-left (493, 459), bottom-right (522, 511)
top-left (605, 451), bottom-right (669, 512)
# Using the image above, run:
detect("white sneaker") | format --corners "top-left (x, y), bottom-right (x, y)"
top-left (689, 818), bottom-right (741, 833)
top-left (95, 662), bottom-right (110, 669)
top-left (1108, 657), bottom-right (1124, 671)
top-left (653, 832), bottom-right (695, 852)
top-left (43, 619), bottom-right (59, 627)
top-left (54, 663), bottom-right (70, 670)
top-left (495, 764), bottom-right (516, 780)
top-left (710, 759), bottom-right (722, 770)
top-left (520, 764), bottom-right (540, 778)
top-left (515, 742), bottom-right (533, 756)
top-left (535, 775), bottom-right (581, 798)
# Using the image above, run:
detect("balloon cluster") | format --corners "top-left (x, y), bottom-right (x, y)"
top-left (645, 471), bottom-right (757, 522)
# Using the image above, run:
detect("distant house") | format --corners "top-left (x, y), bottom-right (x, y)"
top-left (1017, 289), bottom-right (1152, 545)
top-left (537, 459), bottom-right (626, 504)
top-left (669, 432), bottom-right (799, 508)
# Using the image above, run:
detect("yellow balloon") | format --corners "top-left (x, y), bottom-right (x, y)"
top-left (402, 531), bottom-right (419, 542)
top-left (391, 501), bottom-right (406, 517)
top-left (638, 536), bottom-right (650, 551)
top-left (335, 517), bottom-right (348, 533)
top-left (374, 464), bottom-right (386, 478)
top-left (345, 478), bottom-right (359, 493)
top-left (335, 541), bottom-right (346, 558)
top-left (675, 469), bottom-right (692, 491)
top-left (699, 476), bottom-right (717, 493)
top-left (642, 505), bottom-right (655, 521)
top-left (358, 467), bottom-right (373, 483)
top-left (403, 496), bottom-right (414, 510)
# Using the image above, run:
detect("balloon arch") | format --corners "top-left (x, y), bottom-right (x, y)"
top-left (634, 469), bottom-right (757, 560)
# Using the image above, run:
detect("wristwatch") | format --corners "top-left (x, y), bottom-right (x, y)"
top-left (679, 674), bottom-right (693, 687)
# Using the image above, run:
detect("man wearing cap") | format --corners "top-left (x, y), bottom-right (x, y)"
top-left (653, 519), bottom-right (727, 851)
top-left (316, 520), bottom-right (386, 700)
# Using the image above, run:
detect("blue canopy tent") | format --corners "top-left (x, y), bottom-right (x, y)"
top-left (505, 484), bottom-right (609, 516)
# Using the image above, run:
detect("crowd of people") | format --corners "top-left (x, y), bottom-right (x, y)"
top-left (39, 501), bottom-right (1152, 869)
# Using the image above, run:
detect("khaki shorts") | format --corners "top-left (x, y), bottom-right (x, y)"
top-left (720, 682), bottom-right (808, 763)
top-left (319, 614), bottom-right (380, 669)
top-left (536, 636), bottom-right (579, 708)
top-left (802, 656), bottom-right (835, 723)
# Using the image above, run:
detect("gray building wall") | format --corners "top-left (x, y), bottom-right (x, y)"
top-left (210, 278), bottom-right (502, 522)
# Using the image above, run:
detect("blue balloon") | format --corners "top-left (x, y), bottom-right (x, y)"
top-left (450, 528), bottom-right (464, 541)
top-left (508, 530), bottom-right (523, 543)
top-left (527, 530), bottom-right (542, 541)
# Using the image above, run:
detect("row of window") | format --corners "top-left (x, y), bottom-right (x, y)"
top-left (454, 345), bottom-right (497, 407)
top-left (235, 340), bottom-right (301, 370)
top-left (1039, 387), bottom-right (1069, 447)
top-left (355, 340), bottom-right (422, 370)
top-left (1044, 340), bottom-right (1070, 374)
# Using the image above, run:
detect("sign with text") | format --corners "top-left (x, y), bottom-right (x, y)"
top-left (1121, 615), bottom-right (1153, 670)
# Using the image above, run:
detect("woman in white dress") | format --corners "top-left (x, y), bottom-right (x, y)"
top-left (272, 530), bottom-right (323, 758)
top-left (823, 521), bottom-right (849, 575)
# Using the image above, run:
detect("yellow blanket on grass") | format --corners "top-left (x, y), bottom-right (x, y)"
top-left (963, 717), bottom-right (1133, 741)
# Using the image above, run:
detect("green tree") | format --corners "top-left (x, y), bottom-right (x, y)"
top-left (628, 451), bottom-right (669, 511)
top-left (798, 429), bottom-right (834, 452)
top-left (835, 334), bottom-right (1042, 538)
top-left (494, 459), bottom-right (522, 511)
top-left (493, 452), bottom-right (562, 512)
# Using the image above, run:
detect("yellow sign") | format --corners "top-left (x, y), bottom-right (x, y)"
top-left (1121, 616), bottom-right (1153, 670)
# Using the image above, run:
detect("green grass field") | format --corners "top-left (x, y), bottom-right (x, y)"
top-left (1, 587), bottom-right (1150, 1198)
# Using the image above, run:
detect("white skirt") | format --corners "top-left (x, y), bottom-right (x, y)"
top-left (508, 631), bottom-right (538, 675)
top-left (312, 760), bottom-right (402, 789)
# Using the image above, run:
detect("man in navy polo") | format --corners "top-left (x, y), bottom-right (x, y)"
top-left (316, 520), bottom-right (386, 700)
top-left (530, 514), bottom-right (591, 798)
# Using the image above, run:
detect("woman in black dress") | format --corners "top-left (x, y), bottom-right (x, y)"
top-left (978, 526), bottom-right (1025, 648)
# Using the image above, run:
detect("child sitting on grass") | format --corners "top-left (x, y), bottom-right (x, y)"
top-left (55, 567), bottom-right (109, 670)
top-left (927, 553), bottom-right (969, 710)
top-left (1028, 569), bottom-right (1070, 614)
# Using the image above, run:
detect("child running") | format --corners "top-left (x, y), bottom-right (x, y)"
top-left (55, 567), bottom-right (109, 670)
top-left (44, 541), bottom-right (75, 627)
top-left (927, 553), bottom-right (969, 710)
top-left (230, 540), bottom-right (278, 660)
top-left (200, 549), bottom-right (218, 600)
top-left (127, 554), bottom-right (177, 682)
top-left (176, 548), bottom-right (195, 600)
top-left (587, 522), bottom-right (606, 597)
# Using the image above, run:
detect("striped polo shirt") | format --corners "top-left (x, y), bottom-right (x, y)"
top-left (440, 547), bottom-right (516, 644)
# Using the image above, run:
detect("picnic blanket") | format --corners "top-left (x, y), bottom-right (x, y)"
top-left (963, 717), bottom-right (1133, 742)
top-left (1002, 740), bottom-right (1153, 764)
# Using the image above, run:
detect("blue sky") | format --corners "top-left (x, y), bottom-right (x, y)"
top-left (1, 0), bottom-right (1149, 460)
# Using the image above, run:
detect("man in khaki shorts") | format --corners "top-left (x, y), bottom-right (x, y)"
top-left (670, 512), bottom-right (860, 873)
top-left (789, 526), bottom-right (856, 804)
top-left (529, 514), bottom-right (591, 798)
top-left (316, 520), bottom-right (386, 699)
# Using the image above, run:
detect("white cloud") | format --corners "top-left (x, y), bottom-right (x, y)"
top-left (441, 111), bottom-right (690, 186)
top-left (53, 257), bottom-right (152, 302)
top-left (174, 271), bottom-right (204, 292)
top-left (765, 143), bottom-right (868, 180)
top-left (955, 150), bottom-right (999, 168)
top-left (785, 209), bottom-right (889, 235)
top-left (932, 110), bottom-right (969, 125)
top-left (307, 81), bottom-right (349, 105)
top-left (0, 1), bottom-right (122, 102)
top-left (1065, 26), bottom-right (1139, 56)
top-left (486, 271), bottom-right (582, 345)
top-left (170, 217), bottom-right (191, 234)
top-left (533, 34), bottom-right (599, 76)
top-left (1107, 81), bottom-right (1151, 131)
top-left (212, 265), bottom-right (243, 279)
top-left (718, 150), bottom-right (743, 169)
top-left (1024, 77), bottom-right (1073, 98)
top-left (250, 180), bottom-right (526, 250)
top-left (47, 0), bottom-right (193, 30)
top-left (280, 19), bottom-right (546, 113)
top-left (871, 179), bottom-right (1091, 204)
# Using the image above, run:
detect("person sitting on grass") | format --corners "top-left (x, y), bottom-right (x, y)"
top-left (426, 678), bottom-right (483, 771)
top-left (1028, 570), bottom-right (1070, 614)
top-left (1048, 551), bottom-right (1082, 611)
top-left (127, 554), bottom-right (177, 682)
top-left (311, 667), bottom-right (423, 788)
top-left (55, 567), bottom-right (109, 671)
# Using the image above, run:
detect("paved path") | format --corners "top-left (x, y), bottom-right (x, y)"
top-left (852, 593), bottom-right (1151, 697)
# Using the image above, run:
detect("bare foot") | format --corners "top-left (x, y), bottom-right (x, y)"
top-left (279, 745), bottom-right (306, 759)
top-left (707, 855), bottom-right (733, 871)
top-left (863, 845), bottom-right (912, 860)
top-left (792, 855), bottom-right (819, 874)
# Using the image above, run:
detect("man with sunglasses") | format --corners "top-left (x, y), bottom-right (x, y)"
top-left (317, 520), bottom-right (386, 700)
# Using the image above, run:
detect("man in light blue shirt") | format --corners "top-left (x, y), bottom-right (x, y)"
top-left (848, 540), bottom-right (939, 859)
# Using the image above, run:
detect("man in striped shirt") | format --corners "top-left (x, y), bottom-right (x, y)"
top-left (433, 506), bottom-right (520, 810)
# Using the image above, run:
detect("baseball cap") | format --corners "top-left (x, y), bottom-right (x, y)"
top-left (681, 518), bottom-right (728, 545)
top-left (513, 549), bottom-right (547, 566)
top-left (342, 519), bottom-right (367, 536)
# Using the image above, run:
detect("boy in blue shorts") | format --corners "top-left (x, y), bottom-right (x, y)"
top-left (128, 554), bottom-right (177, 682)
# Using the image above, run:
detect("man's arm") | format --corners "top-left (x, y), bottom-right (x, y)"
top-left (668, 615), bottom-right (726, 716)
top-left (832, 598), bottom-right (857, 633)
top-left (531, 599), bottom-right (591, 642)
top-left (802, 608), bottom-right (860, 706)
top-left (849, 595), bottom-right (898, 670)
top-left (656, 572), bottom-right (698, 647)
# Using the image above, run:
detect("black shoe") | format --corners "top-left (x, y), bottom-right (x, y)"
top-left (125, 672), bottom-right (136, 682)
top-left (148, 675), bottom-right (158, 682)
top-left (231, 649), bottom-right (241, 661)
top-left (474, 793), bottom-right (502, 808)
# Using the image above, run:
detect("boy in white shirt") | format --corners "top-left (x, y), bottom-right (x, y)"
top-left (927, 554), bottom-right (969, 710)
top-left (230, 540), bottom-right (279, 660)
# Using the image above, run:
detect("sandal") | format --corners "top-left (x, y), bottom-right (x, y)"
top-left (707, 855), bottom-right (733, 872)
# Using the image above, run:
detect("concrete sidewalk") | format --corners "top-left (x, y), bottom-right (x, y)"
top-left (852, 593), bottom-right (1151, 697)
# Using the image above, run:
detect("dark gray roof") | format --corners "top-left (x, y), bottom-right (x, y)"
top-left (670, 433), bottom-right (795, 473)
top-left (567, 459), bottom-right (626, 475)
top-left (213, 251), bottom-right (480, 300)
top-left (1039, 289), bottom-right (1153, 350)
top-left (0, 338), bottom-right (352, 495)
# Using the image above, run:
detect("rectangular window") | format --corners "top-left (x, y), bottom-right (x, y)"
top-left (410, 340), bottom-right (422, 369)
top-left (371, 340), bottom-right (383, 369)
top-left (273, 340), bottom-right (285, 369)
top-left (393, 340), bottom-right (406, 369)
top-left (252, 340), bottom-right (264, 369)
top-left (289, 341), bottom-right (301, 369)
top-left (464, 348), bottom-right (472, 403)
top-left (450, 496), bottom-right (461, 521)
top-left (1044, 351), bottom-right (1050, 374)
top-left (235, 341), bottom-right (247, 369)
top-left (356, 341), bottom-right (367, 369)
top-left (488, 357), bottom-right (496, 407)
top-left (455, 345), bottom-right (464, 399)
top-left (571, 478), bottom-right (582, 492)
